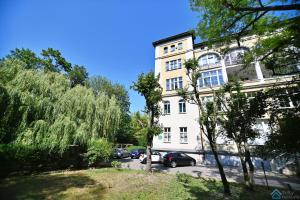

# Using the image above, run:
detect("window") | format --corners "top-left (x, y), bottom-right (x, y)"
top-left (164, 101), bottom-right (170, 114)
top-left (171, 45), bottom-right (175, 52)
top-left (201, 96), bottom-right (223, 112)
top-left (198, 69), bottom-right (224, 88)
top-left (180, 127), bottom-right (187, 143)
top-left (166, 77), bottom-right (183, 90)
top-left (179, 99), bottom-right (186, 113)
top-left (198, 53), bottom-right (221, 67)
top-left (166, 59), bottom-right (182, 71)
top-left (178, 43), bottom-right (183, 50)
top-left (164, 47), bottom-right (168, 54)
top-left (224, 48), bottom-right (248, 66)
top-left (164, 127), bottom-right (171, 143)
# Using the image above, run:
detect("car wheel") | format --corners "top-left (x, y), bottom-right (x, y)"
top-left (190, 161), bottom-right (195, 166)
top-left (171, 161), bottom-right (177, 168)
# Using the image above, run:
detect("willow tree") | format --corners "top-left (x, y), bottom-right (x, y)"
top-left (131, 71), bottom-right (162, 172)
top-left (0, 58), bottom-right (121, 153)
top-left (178, 58), bottom-right (231, 195)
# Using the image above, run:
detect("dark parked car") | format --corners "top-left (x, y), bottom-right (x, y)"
top-left (163, 152), bottom-right (196, 168)
top-left (113, 148), bottom-right (130, 159)
top-left (130, 148), bottom-right (145, 159)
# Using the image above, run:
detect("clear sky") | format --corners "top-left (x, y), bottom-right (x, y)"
top-left (0, 0), bottom-right (199, 113)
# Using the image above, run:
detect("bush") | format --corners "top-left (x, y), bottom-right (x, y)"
top-left (111, 161), bottom-right (122, 168)
top-left (126, 145), bottom-right (146, 153)
top-left (176, 172), bottom-right (191, 185)
top-left (85, 139), bottom-right (113, 166)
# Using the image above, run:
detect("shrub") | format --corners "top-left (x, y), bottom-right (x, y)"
top-left (111, 161), bottom-right (122, 168)
top-left (176, 172), bottom-right (191, 185)
top-left (85, 138), bottom-right (113, 166)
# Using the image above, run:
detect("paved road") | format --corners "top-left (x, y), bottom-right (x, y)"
top-left (119, 158), bottom-right (300, 191)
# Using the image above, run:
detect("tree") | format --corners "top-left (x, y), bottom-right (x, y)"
top-left (131, 71), bottom-right (162, 172)
top-left (0, 58), bottom-right (121, 153)
top-left (262, 79), bottom-right (300, 156)
top-left (178, 58), bottom-right (231, 195)
top-left (190, 0), bottom-right (300, 74)
top-left (130, 112), bottom-right (148, 146)
top-left (216, 81), bottom-right (267, 190)
top-left (4, 48), bottom-right (42, 70)
top-left (88, 76), bottom-right (133, 144)
top-left (69, 65), bottom-right (88, 87)
top-left (41, 48), bottom-right (72, 73)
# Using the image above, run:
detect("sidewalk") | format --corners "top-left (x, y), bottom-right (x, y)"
top-left (120, 158), bottom-right (300, 190)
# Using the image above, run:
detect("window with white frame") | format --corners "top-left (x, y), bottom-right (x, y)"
top-left (198, 53), bottom-right (221, 67)
top-left (178, 43), bottom-right (183, 50)
top-left (164, 47), bottom-right (168, 54)
top-left (224, 48), bottom-right (248, 66)
top-left (198, 69), bottom-right (224, 88)
top-left (166, 59), bottom-right (182, 71)
top-left (164, 127), bottom-right (171, 143)
top-left (171, 45), bottom-right (175, 52)
top-left (179, 99), bottom-right (186, 113)
top-left (164, 101), bottom-right (170, 114)
top-left (180, 127), bottom-right (188, 143)
top-left (166, 77), bottom-right (183, 90)
top-left (201, 96), bottom-right (223, 111)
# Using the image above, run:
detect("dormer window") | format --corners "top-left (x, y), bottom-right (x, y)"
top-left (178, 43), bottom-right (183, 50)
top-left (171, 45), bottom-right (175, 52)
top-left (164, 47), bottom-right (168, 54)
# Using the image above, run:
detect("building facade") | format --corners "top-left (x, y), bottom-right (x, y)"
top-left (151, 32), bottom-right (296, 165)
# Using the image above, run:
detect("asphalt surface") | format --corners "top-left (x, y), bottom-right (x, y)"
top-left (118, 157), bottom-right (300, 191)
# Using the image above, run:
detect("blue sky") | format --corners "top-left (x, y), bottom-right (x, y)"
top-left (0, 0), bottom-right (199, 112)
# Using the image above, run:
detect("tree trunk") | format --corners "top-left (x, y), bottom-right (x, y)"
top-left (245, 146), bottom-right (255, 189)
top-left (236, 143), bottom-right (253, 190)
top-left (145, 143), bottom-right (152, 172)
top-left (210, 141), bottom-right (231, 195)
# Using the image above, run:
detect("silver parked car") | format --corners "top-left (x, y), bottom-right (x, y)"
top-left (113, 148), bottom-right (130, 159)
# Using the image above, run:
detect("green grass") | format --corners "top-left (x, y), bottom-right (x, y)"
top-left (0, 168), bottom-right (296, 200)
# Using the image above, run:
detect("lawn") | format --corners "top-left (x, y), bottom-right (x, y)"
top-left (0, 168), bottom-right (291, 200)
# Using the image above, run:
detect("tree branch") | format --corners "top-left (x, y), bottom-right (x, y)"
top-left (223, 1), bottom-right (300, 11)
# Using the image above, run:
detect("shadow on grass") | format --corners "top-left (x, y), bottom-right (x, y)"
top-left (0, 173), bottom-right (105, 200)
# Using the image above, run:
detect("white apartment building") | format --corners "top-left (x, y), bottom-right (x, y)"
top-left (151, 32), bottom-right (297, 166)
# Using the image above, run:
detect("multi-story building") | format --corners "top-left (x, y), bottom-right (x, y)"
top-left (151, 31), bottom-right (297, 166)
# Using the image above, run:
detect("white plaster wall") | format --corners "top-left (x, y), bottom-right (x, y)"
top-left (153, 96), bottom-right (202, 152)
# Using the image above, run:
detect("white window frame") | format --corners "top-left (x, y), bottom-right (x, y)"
top-left (179, 127), bottom-right (188, 144)
top-left (171, 45), bottom-right (175, 52)
top-left (166, 59), bottom-right (182, 71)
top-left (224, 48), bottom-right (248, 66)
top-left (178, 43), bottom-right (183, 50)
top-left (167, 77), bottom-right (183, 90)
top-left (179, 99), bottom-right (186, 113)
top-left (198, 53), bottom-right (221, 67)
top-left (164, 47), bottom-right (168, 54)
top-left (164, 127), bottom-right (171, 143)
top-left (164, 101), bottom-right (170, 114)
top-left (198, 69), bottom-right (224, 88)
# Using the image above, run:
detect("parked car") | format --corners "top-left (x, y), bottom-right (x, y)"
top-left (140, 151), bottom-right (162, 164)
top-left (163, 152), bottom-right (196, 168)
top-left (130, 148), bottom-right (145, 159)
top-left (113, 148), bottom-right (130, 159)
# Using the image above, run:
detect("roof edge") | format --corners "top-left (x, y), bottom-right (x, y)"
top-left (152, 31), bottom-right (195, 47)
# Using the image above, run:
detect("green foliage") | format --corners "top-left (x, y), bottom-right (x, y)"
top-left (41, 48), bottom-right (72, 73)
top-left (88, 76), bottom-right (132, 143)
top-left (130, 112), bottom-right (148, 146)
top-left (85, 139), bottom-right (113, 166)
top-left (111, 161), bottom-right (122, 168)
top-left (69, 65), bottom-right (88, 87)
top-left (176, 172), bottom-right (192, 185)
top-left (190, 0), bottom-right (300, 74)
top-left (0, 58), bottom-right (121, 154)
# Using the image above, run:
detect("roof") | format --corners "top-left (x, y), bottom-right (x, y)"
top-left (152, 31), bottom-right (195, 47)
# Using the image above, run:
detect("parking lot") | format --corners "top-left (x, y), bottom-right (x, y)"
top-left (118, 157), bottom-right (300, 191)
